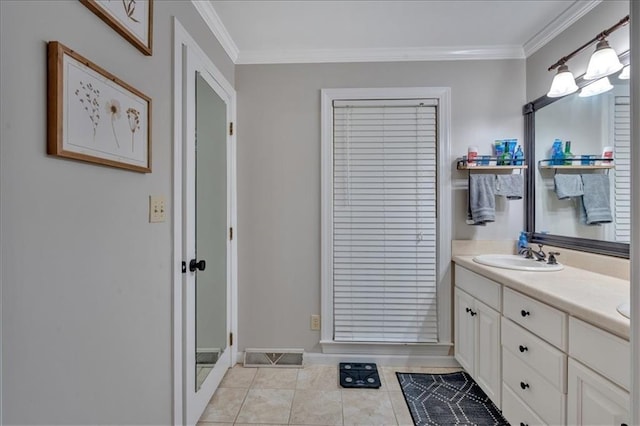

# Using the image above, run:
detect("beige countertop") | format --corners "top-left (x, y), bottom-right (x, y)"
top-left (453, 255), bottom-right (631, 340)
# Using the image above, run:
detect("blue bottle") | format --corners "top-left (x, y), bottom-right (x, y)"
top-left (514, 145), bottom-right (524, 165)
top-left (551, 139), bottom-right (564, 165)
top-left (518, 232), bottom-right (528, 251)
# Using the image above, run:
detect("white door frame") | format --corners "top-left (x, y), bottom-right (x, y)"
top-left (172, 18), bottom-right (238, 426)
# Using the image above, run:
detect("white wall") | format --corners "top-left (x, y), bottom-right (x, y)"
top-left (0, 1), bottom-right (234, 424)
top-left (235, 60), bottom-right (526, 351)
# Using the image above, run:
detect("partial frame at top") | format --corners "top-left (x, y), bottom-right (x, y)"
top-left (80, 0), bottom-right (153, 56)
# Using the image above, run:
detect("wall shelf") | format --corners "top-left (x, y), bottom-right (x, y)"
top-left (456, 158), bottom-right (527, 171)
top-left (538, 164), bottom-right (614, 170)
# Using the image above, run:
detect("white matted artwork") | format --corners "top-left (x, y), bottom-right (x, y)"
top-left (80, 0), bottom-right (153, 55)
top-left (47, 41), bottom-right (151, 173)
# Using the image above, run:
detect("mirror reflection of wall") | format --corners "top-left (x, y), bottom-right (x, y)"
top-left (195, 72), bottom-right (229, 391)
top-left (535, 77), bottom-right (630, 243)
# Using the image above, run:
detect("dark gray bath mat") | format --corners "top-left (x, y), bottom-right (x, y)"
top-left (396, 371), bottom-right (508, 425)
top-left (339, 362), bottom-right (381, 388)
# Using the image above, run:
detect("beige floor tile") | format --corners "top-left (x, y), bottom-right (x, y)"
top-left (342, 389), bottom-right (397, 425)
top-left (380, 367), bottom-right (403, 391)
top-left (296, 365), bottom-right (340, 390)
top-left (199, 388), bottom-right (247, 423)
top-left (235, 388), bottom-right (294, 424)
top-left (219, 365), bottom-right (257, 388)
top-left (234, 424), bottom-right (288, 426)
top-left (388, 391), bottom-right (414, 426)
top-left (197, 423), bottom-right (233, 426)
top-left (252, 367), bottom-right (299, 389)
top-left (289, 390), bottom-right (343, 425)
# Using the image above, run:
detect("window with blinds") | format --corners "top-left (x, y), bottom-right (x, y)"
top-left (332, 99), bottom-right (438, 343)
top-left (614, 96), bottom-right (630, 243)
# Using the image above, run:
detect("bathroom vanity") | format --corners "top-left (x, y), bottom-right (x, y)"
top-left (452, 256), bottom-right (630, 426)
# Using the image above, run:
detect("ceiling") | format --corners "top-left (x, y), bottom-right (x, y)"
top-left (199, 0), bottom-right (601, 64)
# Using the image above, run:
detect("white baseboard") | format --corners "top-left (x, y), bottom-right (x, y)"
top-left (234, 351), bottom-right (460, 368)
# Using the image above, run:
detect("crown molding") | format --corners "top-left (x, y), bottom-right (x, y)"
top-left (523, 0), bottom-right (602, 57)
top-left (191, 0), bottom-right (239, 63)
top-left (236, 45), bottom-right (525, 65)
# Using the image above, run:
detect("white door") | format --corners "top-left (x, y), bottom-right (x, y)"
top-left (174, 22), bottom-right (237, 425)
top-left (475, 299), bottom-right (501, 407)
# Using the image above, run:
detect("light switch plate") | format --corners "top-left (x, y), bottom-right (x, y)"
top-left (149, 195), bottom-right (166, 223)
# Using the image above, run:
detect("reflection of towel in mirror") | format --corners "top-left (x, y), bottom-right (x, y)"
top-left (468, 174), bottom-right (496, 224)
top-left (554, 174), bottom-right (584, 199)
top-left (580, 174), bottom-right (613, 224)
top-left (495, 174), bottom-right (523, 199)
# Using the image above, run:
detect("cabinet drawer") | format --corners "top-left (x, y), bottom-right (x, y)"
top-left (569, 317), bottom-right (630, 391)
top-left (503, 287), bottom-right (567, 350)
top-left (503, 349), bottom-right (566, 425)
top-left (502, 318), bottom-right (567, 392)
top-left (455, 265), bottom-right (501, 311)
top-left (502, 383), bottom-right (547, 426)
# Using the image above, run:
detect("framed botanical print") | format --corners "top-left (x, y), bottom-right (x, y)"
top-left (47, 41), bottom-right (152, 173)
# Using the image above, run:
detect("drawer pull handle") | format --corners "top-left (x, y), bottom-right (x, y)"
top-left (470, 310), bottom-right (477, 316)
top-left (465, 307), bottom-right (471, 313)
top-left (519, 345), bottom-right (528, 353)
top-left (520, 381), bottom-right (530, 390)
top-left (621, 424), bottom-right (628, 426)
top-left (521, 310), bottom-right (530, 317)
top-left (520, 423), bottom-right (529, 426)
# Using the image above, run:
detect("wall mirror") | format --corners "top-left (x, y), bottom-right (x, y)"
top-left (524, 50), bottom-right (630, 258)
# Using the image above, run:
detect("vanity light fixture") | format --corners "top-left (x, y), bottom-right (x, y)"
top-left (578, 76), bottom-right (613, 98)
top-left (547, 64), bottom-right (579, 98)
top-left (619, 65), bottom-right (630, 80)
top-left (584, 39), bottom-right (624, 80)
top-left (546, 15), bottom-right (629, 98)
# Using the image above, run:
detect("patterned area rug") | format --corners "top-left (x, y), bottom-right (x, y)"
top-left (396, 371), bottom-right (509, 426)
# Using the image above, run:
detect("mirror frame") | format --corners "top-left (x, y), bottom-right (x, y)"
top-left (524, 49), bottom-right (631, 259)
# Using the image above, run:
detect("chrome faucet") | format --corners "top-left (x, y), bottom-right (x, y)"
top-left (520, 244), bottom-right (546, 261)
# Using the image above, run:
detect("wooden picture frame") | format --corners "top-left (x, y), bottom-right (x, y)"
top-left (47, 41), bottom-right (152, 173)
top-left (80, 0), bottom-right (153, 56)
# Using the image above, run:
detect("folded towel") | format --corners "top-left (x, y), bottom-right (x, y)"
top-left (581, 174), bottom-right (613, 224)
top-left (554, 174), bottom-right (584, 199)
top-left (469, 174), bottom-right (496, 224)
top-left (495, 174), bottom-right (524, 200)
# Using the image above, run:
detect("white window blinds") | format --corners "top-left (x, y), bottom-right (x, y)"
top-left (614, 96), bottom-right (631, 243)
top-left (332, 99), bottom-right (438, 343)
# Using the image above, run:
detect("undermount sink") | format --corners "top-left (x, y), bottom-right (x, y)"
top-left (473, 254), bottom-right (564, 272)
top-left (617, 302), bottom-right (630, 319)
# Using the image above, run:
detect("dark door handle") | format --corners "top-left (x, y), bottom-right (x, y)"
top-left (521, 310), bottom-right (530, 317)
top-left (520, 423), bottom-right (529, 426)
top-left (189, 259), bottom-right (206, 272)
top-left (519, 345), bottom-right (528, 353)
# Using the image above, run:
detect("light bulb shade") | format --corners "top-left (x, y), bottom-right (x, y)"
top-left (619, 65), bottom-right (630, 80)
top-left (584, 40), bottom-right (623, 80)
top-left (547, 65), bottom-right (578, 98)
top-left (579, 76), bottom-right (613, 97)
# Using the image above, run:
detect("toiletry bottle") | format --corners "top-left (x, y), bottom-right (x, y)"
top-left (494, 140), bottom-right (505, 165)
top-left (552, 139), bottom-right (564, 165)
top-left (514, 145), bottom-right (524, 165)
top-left (501, 141), bottom-right (512, 165)
top-left (518, 231), bottom-right (528, 251)
top-left (564, 140), bottom-right (574, 165)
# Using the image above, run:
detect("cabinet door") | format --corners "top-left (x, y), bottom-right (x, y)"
top-left (567, 359), bottom-right (630, 426)
top-left (475, 299), bottom-right (501, 408)
top-left (454, 288), bottom-right (475, 374)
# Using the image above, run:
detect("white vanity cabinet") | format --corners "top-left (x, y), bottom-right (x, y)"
top-left (454, 266), bottom-right (502, 407)
top-left (567, 317), bottom-right (630, 426)
top-left (453, 260), bottom-right (630, 426)
top-left (501, 288), bottom-right (567, 425)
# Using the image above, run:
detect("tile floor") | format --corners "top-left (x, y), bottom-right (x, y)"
top-left (197, 364), bottom-right (461, 426)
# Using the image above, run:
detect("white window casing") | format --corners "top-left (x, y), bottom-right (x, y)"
top-left (320, 88), bottom-right (452, 355)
